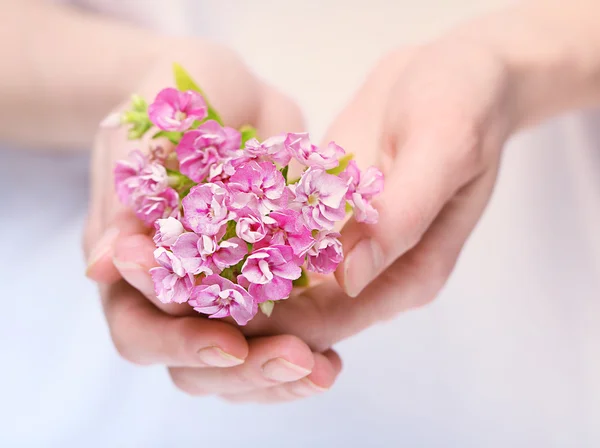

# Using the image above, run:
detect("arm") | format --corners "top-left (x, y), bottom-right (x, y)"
top-left (455, 0), bottom-right (600, 128)
top-left (0, 0), bottom-right (165, 149)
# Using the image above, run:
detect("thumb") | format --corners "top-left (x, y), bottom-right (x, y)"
top-left (335, 132), bottom-right (469, 297)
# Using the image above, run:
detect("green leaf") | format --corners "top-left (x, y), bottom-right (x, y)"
top-left (173, 63), bottom-right (223, 125)
top-left (240, 125), bottom-right (257, 147)
top-left (122, 94), bottom-right (153, 140)
top-left (326, 153), bottom-right (354, 176)
top-left (222, 220), bottom-right (237, 240)
top-left (292, 269), bottom-right (310, 288)
top-left (280, 165), bottom-right (289, 183)
top-left (259, 301), bottom-right (275, 317)
top-left (153, 130), bottom-right (183, 145)
top-left (166, 169), bottom-right (196, 193)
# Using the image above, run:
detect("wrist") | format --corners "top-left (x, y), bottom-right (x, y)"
top-left (449, 2), bottom-right (600, 130)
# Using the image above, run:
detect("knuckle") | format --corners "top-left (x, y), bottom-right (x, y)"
top-left (168, 368), bottom-right (210, 397)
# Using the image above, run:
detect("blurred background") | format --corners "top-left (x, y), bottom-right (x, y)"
top-left (1, 0), bottom-right (598, 446)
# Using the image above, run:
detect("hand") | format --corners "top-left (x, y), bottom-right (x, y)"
top-left (102, 35), bottom-right (517, 400)
top-left (83, 39), bottom-right (342, 403)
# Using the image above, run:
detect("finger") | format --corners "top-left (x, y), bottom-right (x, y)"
top-left (221, 350), bottom-right (342, 403)
top-left (169, 335), bottom-right (314, 396)
top-left (86, 209), bottom-right (148, 284)
top-left (111, 232), bottom-right (193, 316)
top-left (102, 280), bottom-right (248, 367)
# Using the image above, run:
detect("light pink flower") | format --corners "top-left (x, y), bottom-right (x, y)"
top-left (285, 133), bottom-right (345, 169)
top-left (148, 88), bottom-right (207, 132)
top-left (241, 245), bottom-right (302, 302)
top-left (134, 187), bottom-right (180, 226)
top-left (176, 120), bottom-right (241, 182)
top-left (114, 150), bottom-right (168, 204)
top-left (340, 161), bottom-right (384, 224)
top-left (235, 208), bottom-right (269, 244)
top-left (228, 161), bottom-right (286, 214)
top-left (172, 232), bottom-right (247, 275)
top-left (153, 217), bottom-right (185, 248)
top-left (255, 209), bottom-right (313, 257)
top-left (181, 183), bottom-right (231, 236)
top-left (150, 248), bottom-right (195, 304)
top-left (189, 275), bottom-right (257, 326)
top-left (306, 231), bottom-right (343, 275)
top-left (244, 135), bottom-right (290, 166)
top-left (293, 167), bottom-right (349, 230)
top-left (206, 154), bottom-right (244, 183)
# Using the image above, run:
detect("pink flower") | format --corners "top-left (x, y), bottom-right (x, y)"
top-left (235, 208), bottom-right (268, 244)
top-left (285, 133), bottom-right (345, 169)
top-left (148, 88), bottom-right (207, 131)
top-left (228, 161), bottom-right (286, 214)
top-left (133, 187), bottom-right (180, 226)
top-left (189, 275), bottom-right (257, 326)
top-left (172, 232), bottom-right (247, 275)
top-left (176, 120), bottom-right (241, 182)
top-left (244, 135), bottom-right (291, 166)
top-left (114, 150), bottom-right (168, 204)
top-left (206, 154), bottom-right (244, 183)
top-left (341, 161), bottom-right (384, 224)
top-left (181, 183), bottom-right (231, 236)
top-left (150, 248), bottom-right (195, 304)
top-left (293, 167), bottom-right (349, 230)
top-left (153, 217), bottom-right (185, 248)
top-left (241, 245), bottom-right (302, 302)
top-left (306, 231), bottom-right (343, 275)
top-left (255, 209), bottom-right (313, 256)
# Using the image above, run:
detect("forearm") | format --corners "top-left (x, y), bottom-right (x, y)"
top-left (0, 0), bottom-right (167, 149)
top-left (452, 0), bottom-right (600, 129)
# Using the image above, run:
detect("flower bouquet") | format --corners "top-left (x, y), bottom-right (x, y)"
top-left (114, 64), bottom-right (383, 325)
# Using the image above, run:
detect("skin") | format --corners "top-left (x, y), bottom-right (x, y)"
top-left (5, 0), bottom-right (600, 403)
top-left (90, 0), bottom-right (600, 402)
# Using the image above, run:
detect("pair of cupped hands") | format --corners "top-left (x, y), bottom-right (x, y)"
top-left (84, 33), bottom-right (512, 403)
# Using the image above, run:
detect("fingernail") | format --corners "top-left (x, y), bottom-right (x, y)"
top-left (343, 238), bottom-right (384, 297)
top-left (99, 112), bottom-right (122, 129)
top-left (288, 378), bottom-right (328, 397)
top-left (262, 358), bottom-right (312, 382)
top-left (112, 258), bottom-right (155, 298)
top-left (86, 227), bottom-right (119, 276)
top-left (197, 347), bottom-right (244, 367)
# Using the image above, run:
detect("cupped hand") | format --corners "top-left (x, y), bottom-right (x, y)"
top-left (83, 39), bottom-right (342, 403)
top-left (93, 35), bottom-right (518, 401)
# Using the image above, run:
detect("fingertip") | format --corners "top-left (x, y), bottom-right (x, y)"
top-left (172, 317), bottom-right (250, 366)
top-left (306, 351), bottom-right (340, 390)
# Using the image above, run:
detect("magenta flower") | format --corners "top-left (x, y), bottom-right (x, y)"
top-left (172, 232), bottom-right (247, 275)
top-left (235, 208), bottom-right (268, 244)
top-left (189, 275), bottom-right (257, 326)
top-left (293, 167), bottom-right (349, 230)
top-left (285, 133), bottom-right (345, 169)
top-left (150, 248), bottom-right (195, 304)
top-left (114, 150), bottom-right (168, 205)
top-left (153, 217), bottom-right (185, 248)
top-left (241, 245), bottom-right (302, 302)
top-left (341, 161), bottom-right (384, 223)
top-left (133, 187), bottom-right (180, 226)
top-left (181, 183), bottom-right (231, 236)
top-left (228, 161), bottom-right (286, 214)
top-left (176, 120), bottom-right (241, 182)
top-left (255, 209), bottom-right (314, 257)
top-left (306, 231), bottom-right (343, 274)
top-left (244, 135), bottom-right (291, 166)
top-left (148, 88), bottom-right (207, 131)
